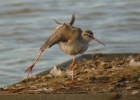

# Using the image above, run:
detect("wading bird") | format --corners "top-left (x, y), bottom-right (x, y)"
top-left (25, 13), bottom-right (105, 85)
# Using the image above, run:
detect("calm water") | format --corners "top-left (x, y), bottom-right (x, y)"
top-left (0, 0), bottom-right (140, 87)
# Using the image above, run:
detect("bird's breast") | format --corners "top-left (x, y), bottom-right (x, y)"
top-left (59, 40), bottom-right (89, 55)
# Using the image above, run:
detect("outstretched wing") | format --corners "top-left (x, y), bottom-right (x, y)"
top-left (69, 12), bottom-right (75, 26)
top-left (40, 12), bottom-right (77, 51)
top-left (53, 12), bottom-right (75, 26)
top-left (40, 23), bottom-right (73, 50)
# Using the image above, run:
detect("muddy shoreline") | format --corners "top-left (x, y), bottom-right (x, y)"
top-left (0, 53), bottom-right (139, 99)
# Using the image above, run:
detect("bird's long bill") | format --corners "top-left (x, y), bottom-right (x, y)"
top-left (92, 37), bottom-right (105, 46)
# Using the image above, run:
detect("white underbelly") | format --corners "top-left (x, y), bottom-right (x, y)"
top-left (59, 41), bottom-right (88, 55)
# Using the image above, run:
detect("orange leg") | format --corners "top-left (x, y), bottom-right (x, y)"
top-left (70, 55), bottom-right (76, 86)
top-left (25, 50), bottom-right (44, 77)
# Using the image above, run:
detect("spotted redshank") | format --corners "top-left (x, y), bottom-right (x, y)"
top-left (25, 13), bottom-right (105, 85)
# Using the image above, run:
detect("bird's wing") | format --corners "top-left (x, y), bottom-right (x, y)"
top-left (53, 12), bottom-right (75, 26)
top-left (69, 12), bottom-right (75, 26)
top-left (40, 23), bottom-right (73, 50)
top-left (53, 19), bottom-right (62, 25)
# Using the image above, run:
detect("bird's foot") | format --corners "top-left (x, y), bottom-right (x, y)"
top-left (70, 81), bottom-right (77, 87)
top-left (25, 65), bottom-right (34, 77)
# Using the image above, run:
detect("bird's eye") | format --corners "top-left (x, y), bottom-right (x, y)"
top-left (85, 33), bottom-right (88, 36)
top-left (88, 35), bottom-right (92, 37)
top-left (85, 33), bottom-right (92, 37)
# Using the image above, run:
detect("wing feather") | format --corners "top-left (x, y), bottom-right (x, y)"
top-left (40, 24), bottom-right (72, 50)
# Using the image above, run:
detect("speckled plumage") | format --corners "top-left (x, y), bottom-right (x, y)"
top-left (25, 13), bottom-right (105, 85)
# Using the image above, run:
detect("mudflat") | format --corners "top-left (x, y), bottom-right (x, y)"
top-left (0, 53), bottom-right (139, 100)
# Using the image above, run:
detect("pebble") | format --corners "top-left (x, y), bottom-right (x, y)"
top-left (33, 75), bottom-right (37, 79)
top-left (77, 78), bottom-right (83, 81)
top-left (100, 61), bottom-right (105, 66)
top-left (30, 85), bottom-right (37, 89)
top-left (108, 87), bottom-right (115, 92)
top-left (126, 86), bottom-right (132, 90)
top-left (36, 87), bottom-right (53, 92)
top-left (132, 90), bottom-right (139, 95)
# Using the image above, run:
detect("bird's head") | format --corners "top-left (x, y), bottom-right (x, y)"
top-left (82, 30), bottom-right (105, 46)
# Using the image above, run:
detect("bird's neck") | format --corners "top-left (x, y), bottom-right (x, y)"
top-left (82, 36), bottom-right (92, 43)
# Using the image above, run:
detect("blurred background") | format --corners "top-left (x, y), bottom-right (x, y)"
top-left (0, 0), bottom-right (140, 87)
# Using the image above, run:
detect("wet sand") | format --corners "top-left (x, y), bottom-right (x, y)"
top-left (0, 93), bottom-right (139, 100)
top-left (0, 53), bottom-right (139, 100)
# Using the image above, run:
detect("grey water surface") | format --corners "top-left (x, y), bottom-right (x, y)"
top-left (0, 0), bottom-right (140, 87)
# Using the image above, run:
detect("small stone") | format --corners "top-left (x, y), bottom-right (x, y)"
top-left (138, 78), bottom-right (140, 82)
top-left (125, 81), bottom-right (129, 84)
top-left (41, 76), bottom-right (47, 80)
top-left (33, 75), bottom-right (38, 79)
top-left (43, 87), bottom-right (53, 91)
top-left (15, 84), bottom-right (20, 87)
top-left (100, 61), bottom-right (105, 66)
top-left (47, 74), bottom-right (53, 78)
top-left (126, 86), bottom-right (132, 90)
top-left (77, 78), bottom-right (83, 81)
top-left (41, 75), bottom-right (53, 81)
top-left (74, 64), bottom-right (78, 68)
top-left (132, 90), bottom-right (139, 95)
top-left (108, 87), bottom-right (115, 92)
top-left (65, 70), bottom-right (72, 76)
top-left (41, 76), bottom-right (47, 82)
top-left (30, 85), bottom-right (37, 89)
top-left (102, 89), bottom-right (107, 92)
top-left (35, 79), bottom-right (40, 83)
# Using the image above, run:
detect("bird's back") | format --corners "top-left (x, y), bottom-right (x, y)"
top-left (58, 26), bottom-right (88, 55)
top-left (40, 23), bottom-right (82, 50)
